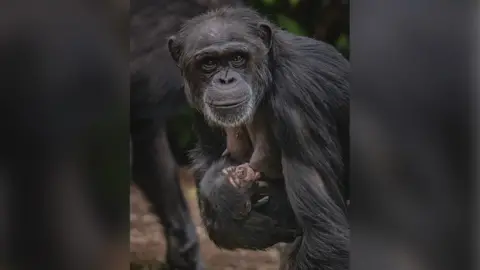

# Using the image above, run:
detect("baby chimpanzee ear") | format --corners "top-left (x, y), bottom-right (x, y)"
top-left (167, 35), bottom-right (182, 65)
top-left (257, 23), bottom-right (273, 51)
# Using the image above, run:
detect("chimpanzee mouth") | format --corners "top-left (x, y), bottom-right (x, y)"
top-left (204, 98), bottom-right (252, 127)
top-left (207, 97), bottom-right (249, 109)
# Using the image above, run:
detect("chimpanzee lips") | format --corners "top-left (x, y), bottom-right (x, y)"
top-left (207, 97), bottom-right (249, 109)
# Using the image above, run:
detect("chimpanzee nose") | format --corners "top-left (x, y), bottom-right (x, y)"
top-left (217, 76), bottom-right (237, 85)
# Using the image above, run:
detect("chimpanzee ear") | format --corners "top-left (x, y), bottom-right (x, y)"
top-left (257, 23), bottom-right (273, 50)
top-left (167, 35), bottom-right (182, 64)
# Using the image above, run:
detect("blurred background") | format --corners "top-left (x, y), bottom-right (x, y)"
top-left (130, 0), bottom-right (349, 269)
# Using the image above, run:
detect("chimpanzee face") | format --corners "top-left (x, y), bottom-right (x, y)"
top-left (168, 17), bottom-right (273, 127)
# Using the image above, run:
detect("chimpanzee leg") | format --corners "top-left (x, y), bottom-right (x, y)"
top-left (131, 122), bottom-right (203, 270)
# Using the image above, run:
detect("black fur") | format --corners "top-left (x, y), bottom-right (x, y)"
top-left (198, 157), bottom-right (299, 249)
top-left (130, 1), bottom-right (243, 269)
top-left (176, 7), bottom-right (350, 270)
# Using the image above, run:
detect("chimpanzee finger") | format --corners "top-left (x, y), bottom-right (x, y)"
top-left (228, 176), bottom-right (239, 188)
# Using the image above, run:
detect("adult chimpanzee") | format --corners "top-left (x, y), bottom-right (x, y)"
top-left (168, 7), bottom-right (350, 270)
top-left (131, 1), bottom-right (295, 269)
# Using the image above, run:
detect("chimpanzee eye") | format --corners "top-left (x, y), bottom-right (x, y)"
top-left (230, 53), bottom-right (246, 67)
top-left (201, 58), bottom-right (217, 72)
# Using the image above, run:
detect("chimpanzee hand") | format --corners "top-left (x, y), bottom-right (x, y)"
top-left (219, 164), bottom-right (268, 220)
top-left (222, 163), bottom-right (262, 189)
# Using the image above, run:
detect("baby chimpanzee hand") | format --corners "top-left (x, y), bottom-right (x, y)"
top-left (222, 163), bottom-right (261, 189)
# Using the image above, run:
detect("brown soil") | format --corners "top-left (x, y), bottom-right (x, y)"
top-left (130, 167), bottom-right (282, 270)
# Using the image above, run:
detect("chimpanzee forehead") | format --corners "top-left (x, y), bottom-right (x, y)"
top-left (184, 19), bottom-right (255, 51)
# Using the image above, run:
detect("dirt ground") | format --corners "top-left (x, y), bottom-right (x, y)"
top-left (130, 167), bottom-right (282, 270)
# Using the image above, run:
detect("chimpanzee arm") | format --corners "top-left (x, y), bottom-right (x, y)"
top-left (280, 155), bottom-right (349, 269)
top-left (270, 102), bottom-right (349, 269)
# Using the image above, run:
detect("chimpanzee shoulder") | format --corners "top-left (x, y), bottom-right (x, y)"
top-left (266, 29), bottom-right (350, 205)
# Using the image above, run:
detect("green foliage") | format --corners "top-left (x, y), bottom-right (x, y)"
top-left (336, 34), bottom-right (349, 51)
top-left (276, 14), bottom-right (307, 36)
top-left (288, 0), bottom-right (300, 8)
top-left (260, 0), bottom-right (301, 8)
top-left (261, 0), bottom-right (276, 6)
